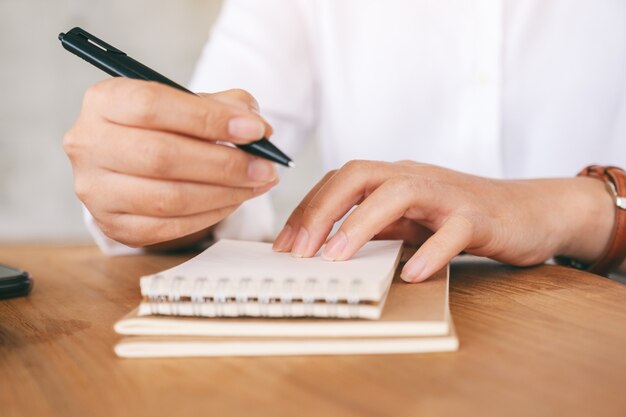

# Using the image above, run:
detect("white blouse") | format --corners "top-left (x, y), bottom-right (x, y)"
top-left (87, 0), bottom-right (626, 254)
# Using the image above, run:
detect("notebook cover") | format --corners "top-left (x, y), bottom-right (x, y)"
top-left (114, 314), bottom-right (458, 357)
top-left (115, 265), bottom-right (450, 338)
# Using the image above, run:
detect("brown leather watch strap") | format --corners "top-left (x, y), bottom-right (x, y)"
top-left (578, 165), bottom-right (626, 275)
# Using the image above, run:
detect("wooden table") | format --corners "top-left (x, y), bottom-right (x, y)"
top-left (1, 245), bottom-right (625, 417)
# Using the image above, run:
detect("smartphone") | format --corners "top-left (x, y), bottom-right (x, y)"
top-left (0, 264), bottom-right (33, 300)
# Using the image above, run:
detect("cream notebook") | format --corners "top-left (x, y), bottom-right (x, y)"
top-left (114, 321), bottom-right (458, 357)
top-left (115, 269), bottom-right (457, 357)
top-left (114, 240), bottom-right (458, 357)
top-left (117, 266), bottom-right (450, 337)
top-left (137, 239), bottom-right (404, 320)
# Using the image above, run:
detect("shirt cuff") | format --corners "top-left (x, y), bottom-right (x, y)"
top-left (82, 206), bottom-right (144, 256)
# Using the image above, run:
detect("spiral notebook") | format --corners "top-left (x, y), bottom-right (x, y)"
top-left (137, 239), bottom-right (404, 320)
top-left (114, 267), bottom-right (457, 357)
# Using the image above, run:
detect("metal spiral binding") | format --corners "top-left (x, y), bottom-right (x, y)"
top-left (258, 278), bottom-right (275, 317)
top-left (347, 278), bottom-right (362, 318)
top-left (214, 278), bottom-right (229, 317)
top-left (149, 275), bottom-right (164, 315)
top-left (191, 277), bottom-right (208, 316)
top-left (155, 276), bottom-right (363, 317)
top-left (325, 278), bottom-right (340, 318)
top-left (280, 278), bottom-right (295, 317)
top-left (236, 278), bottom-right (252, 316)
top-left (302, 278), bottom-right (317, 316)
top-left (168, 276), bottom-right (184, 315)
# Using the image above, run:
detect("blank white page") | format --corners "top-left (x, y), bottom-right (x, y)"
top-left (140, 239), bottom-right (403, 302)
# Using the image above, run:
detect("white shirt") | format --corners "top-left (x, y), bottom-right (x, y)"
top-left (87, 0), bottom-right (626, 255)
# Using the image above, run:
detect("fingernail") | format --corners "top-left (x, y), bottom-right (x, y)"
top-left (401, 256), bottom-right (428, 282)
top-left (273, 224), bottom-right (293, 252)
top-left (322, 231), bottom-right (348, 261)
top-left (252, 180), bottom-right (277, 195)
top-left (248, 159), bottom-right (277, 182)
top-left (228, 117), bottom-right (265, 140)
top-left (291, 227), bottom-right (309, 257)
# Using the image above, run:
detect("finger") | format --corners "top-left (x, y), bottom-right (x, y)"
top-left (83, 171), bottom-right (277, 218)
top-left (92, 124), bottom-right (278, 187)
top-left (288, 161), bottom-right (399, 257)
top-left (400, 214), bottom-right (473, 282)
top-left (208, 89), bottom-right (260, 112)
top-left (373, 218), bottom-right (432, 246)
top-left (84, 78), bottom-right (272, 144)
top-left (203, 90), bottom-right (273, 137)
top-left (272, 169), bottom-right (338, 251)
top-left (321, 175), bottom-right (440, 261)
top-left (98, 205), bottom-right (239, 248)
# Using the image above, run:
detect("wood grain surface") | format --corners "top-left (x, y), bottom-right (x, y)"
top-left (1, 245), bottom-right (625, 417)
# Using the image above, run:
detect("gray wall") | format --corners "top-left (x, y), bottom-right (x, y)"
top-left (0, 0), bottom-right (321, 243)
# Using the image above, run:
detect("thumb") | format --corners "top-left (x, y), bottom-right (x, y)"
top-left (200, 89), bottom-right (273, 139)
top-left (206, 89), bottom-right (260, 113)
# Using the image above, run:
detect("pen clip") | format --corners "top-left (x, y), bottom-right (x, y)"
top-left (60, 27), bottom-right (126, 55)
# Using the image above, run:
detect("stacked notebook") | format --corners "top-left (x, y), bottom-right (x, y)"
top-left (114, 239), bottom-right (458, 357)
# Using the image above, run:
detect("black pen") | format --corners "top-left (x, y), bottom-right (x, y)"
top-left (58, 27), bottom-right (294, 168)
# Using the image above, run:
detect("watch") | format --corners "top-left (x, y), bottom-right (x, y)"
top-left (556, 165), bottom-right (626, 276)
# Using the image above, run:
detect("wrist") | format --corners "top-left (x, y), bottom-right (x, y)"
top-left (555, 177), bottom-right (615, 263)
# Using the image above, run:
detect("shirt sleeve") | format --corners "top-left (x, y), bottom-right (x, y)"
top-left (85, 0), bottom-right (315, 254)
top-left (189, 0), bottom-right (316, 158)
top-left (188, 0), bottom-right (316, 241)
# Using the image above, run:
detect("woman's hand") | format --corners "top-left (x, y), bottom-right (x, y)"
top-left (64, 78), bottom-right (279, 248)
top-left (273, 160), bottom-right (615, 282)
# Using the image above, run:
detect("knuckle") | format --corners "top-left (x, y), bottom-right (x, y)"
top-left (226, 186), bottom-right (252, 206)
top-left (101, 214), bottom-right (160, 248)
top-left (127, 82), bottom-right (160, 124)
top-left (143, 139), bottom-right (175, 177)
top-left (454, 213), bottom-right (478, 236)
top-left (387, 174), bottom-right (417, 193)
top-left (198, 102), bottom-right (225, 138)
top-left (408, 174), bottom-right (439, 193)
top-left (341, 159), bottom-right (364, 174)
top-left (286, 204), bottom-right (307, 227)
top-left (394, 159), bottom-right (417, 167)
top-left (427, 236), bottom-right (450, 254)
top-left (229, 88), bottom-right (256, 105)
top-left (115, 230), bottom-right (147, 248)
top-left (221, 154), bottom-right (247, 183)
top-left (96, 214), bottom-right (139, 247)
top-left (63, 128), bottom-right (83, 160)
top-left (96, 218), bottom-right (120, 242)
top-left (102, 221), bottom-right (128, 245)
top-left (301, 198), bottom-right (327, 225)
top-left (292, 204), bottom-right (306, 219)
top-left (340, 160), bottom-right (376, 181)
top-left (321, 169), bottom-right (337, 182)
top-left (82, 81), bottom-right (108, 108)
top-left (73, 176), bottom-right (93, 203)
top-left (152, 184), bottom-right (185, 216)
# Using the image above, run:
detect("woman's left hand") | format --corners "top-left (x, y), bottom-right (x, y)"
top-left (272, 160), bottom-right (614, 282)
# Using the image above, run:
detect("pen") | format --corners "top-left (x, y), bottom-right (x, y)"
top-left (58, 26), bottom-right (294, 168)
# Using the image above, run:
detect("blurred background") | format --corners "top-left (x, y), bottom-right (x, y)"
top-left (0, 0), bottom-right (321, 243)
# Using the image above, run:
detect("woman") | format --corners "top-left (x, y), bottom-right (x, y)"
top-left (64, 0), bottom-right (626, 280)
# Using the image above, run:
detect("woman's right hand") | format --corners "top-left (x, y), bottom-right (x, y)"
top-left (64, 78), bottom-right (279, 247)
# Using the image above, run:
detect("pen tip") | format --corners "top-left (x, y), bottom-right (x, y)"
top-left (287, 161), bottom-right (296, 168)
